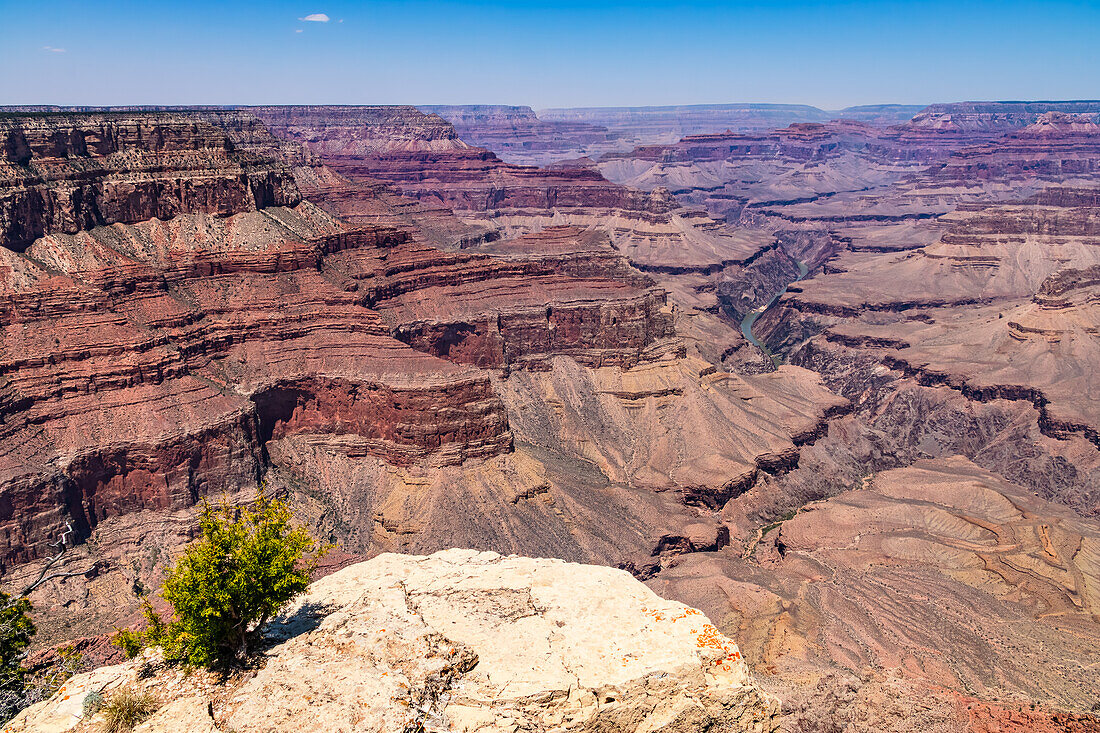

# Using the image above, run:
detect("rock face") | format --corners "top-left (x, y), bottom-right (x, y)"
top-left (0, 197), bottom-right (518, 568)
top-left (769, 182), bottom-right (1100, 515)
top-left (906, 101), bottom-right (1100, 131)
top-left (0, 113), bottom-right (300, 252)
top-left (921, 113), bottom-right (1100, 187)
top-left (335, 225), bottom-right (675, 370)
top-left (251, 105), bottom-right (670, 215)
top-left (7, 550), bottom-right (779, 733)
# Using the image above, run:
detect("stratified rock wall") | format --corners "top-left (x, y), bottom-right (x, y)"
top-left (0, 208), bottom-right (517, 567)
top-left (250, 105), bottom-right (673, 214)
top-left (0, 113), bottom-right (300, 252)
top-left (0, 110), bottom-right (688, 574)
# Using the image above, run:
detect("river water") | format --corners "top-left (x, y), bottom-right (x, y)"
top-left (739, 260), bottom-right (809, 367)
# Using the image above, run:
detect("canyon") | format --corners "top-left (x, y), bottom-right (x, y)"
top-left (425, 103), bottom-right (927, 167)
top-left (1, 100), bottom-right (1099, 731)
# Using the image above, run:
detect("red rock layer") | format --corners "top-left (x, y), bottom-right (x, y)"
top-left (321, 225), bottom-right (674, 369)
top-left (600, 117), bottom-right (1000, 172)
top-left (922, 113), bottom-right (1100, 186)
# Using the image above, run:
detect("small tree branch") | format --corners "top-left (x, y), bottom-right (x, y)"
top-left (18, 522), bottom-right (74, 598)
top-left (9, 522), bottom-right (94, 601)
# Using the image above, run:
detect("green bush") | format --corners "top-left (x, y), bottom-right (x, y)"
top-left (82, 690), bottom-right (105, 717)
top-left (0, 591), bottom-right (36, 721)
top-left (115, 497), bottom-right (327, 669)
top-left (111, 627), bottom-right (143, 661)
top-left (99, 687), bottom-right (157, 732)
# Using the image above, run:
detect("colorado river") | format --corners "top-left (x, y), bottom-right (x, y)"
top-left (739, 260), bottom-right (809, 367)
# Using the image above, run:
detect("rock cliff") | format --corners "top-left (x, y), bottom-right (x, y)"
top-left (0, 108), bottom-right (695, 576)
top-left (0, 113), bottom-right (299, 252)
top-left (7, 550), bottom-right (779, 733)
top-left (906, 101), bottom-right (1100, 131)
top-left (250, 105), bottom-right (670, 215)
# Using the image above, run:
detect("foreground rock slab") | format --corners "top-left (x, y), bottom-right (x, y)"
top-left (7, 549), bottom-right (778, 732)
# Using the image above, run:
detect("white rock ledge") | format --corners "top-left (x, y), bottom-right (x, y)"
top-left (7, 549), bottom-right (779, 732)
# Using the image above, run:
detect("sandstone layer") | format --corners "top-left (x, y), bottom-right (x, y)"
top-left (0, 113), bottom-right (299, 252)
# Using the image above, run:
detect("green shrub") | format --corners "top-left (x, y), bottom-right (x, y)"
top-left (99, 687), bottom-right (157, 732)
top-left (111, 628), bottom-right (143, 660)
top-left (82, 690), bottom-right (105, 717)
top-left (0, 591), bottom-right (36, 721)
top-left (117, 497), bottom-right (327, 669)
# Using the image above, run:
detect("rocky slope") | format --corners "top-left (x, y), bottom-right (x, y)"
top-left (8, 550), bottom-right (780, 733)
top-left (762, 181), bottom-right (1100, 517)
top-left (655, 457), bottom-right (1100, 731)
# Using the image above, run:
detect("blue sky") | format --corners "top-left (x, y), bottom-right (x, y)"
top-left (1, 0), bottom-right (1097, 109)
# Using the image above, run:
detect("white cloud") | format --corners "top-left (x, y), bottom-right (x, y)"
top-left (295, 28), bottom-right (304, 33)
top-left (298, 13), bottom-right (329, 22)
top-left (41, 46), bottom-right (66, 53)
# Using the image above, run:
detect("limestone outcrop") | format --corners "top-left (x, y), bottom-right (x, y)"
top-left (6, 550), bottom-right (779, 733)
